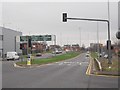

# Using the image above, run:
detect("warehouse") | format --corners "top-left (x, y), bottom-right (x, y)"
top-left (0, 27), bottom-right (22, 59)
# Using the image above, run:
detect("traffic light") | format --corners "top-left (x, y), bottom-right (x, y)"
top-left (111, 45), bottom-right (114, 50)
top-left (28, 38), bottom-right (31, 47)
top-left (116, 31), bottom-right (120, 39)
top-left (63, 13), bottom-right (67, 22)
top-left (106, 40), bottom-right (114, 50)
top-left (20, 43), bottom-right (23, 49)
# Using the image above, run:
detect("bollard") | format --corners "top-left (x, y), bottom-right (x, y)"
top-left (27, 54), bottom-right (31, 65)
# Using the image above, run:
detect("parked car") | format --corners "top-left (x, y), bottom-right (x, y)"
top-left (36, 53), bottom-right (42, 57)
top-left (86, 53), bottom-right (89, 57)
top-left (104, 54), bottom-right (108, 58)
top-left (104, 54), bottom-right (112, 59)
top-left (99, 53), bottom-right (102, 57)
top-left (87, 51), bottom-right (90, 54)
top-left (7, 52), bottom-right (19, 60)
top-left (52, 48), bottom-right (62, 54)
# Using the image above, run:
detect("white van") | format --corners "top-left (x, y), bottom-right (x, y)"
top-left (7, 52), bottom-right (19, 60)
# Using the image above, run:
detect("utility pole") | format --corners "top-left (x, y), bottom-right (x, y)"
top-left (54, 35), bottom-right (56, 56)
top-left (60, 32), bottom-right (62, 47)
top-left (79, 27), bottom-right (81, 47)
top-left (88, 32), bottom-right (90, 47)
top-left (44, 35), bottom-right (47, 52)
top-left (97, 22), bottom-right (100, 58)
top-left (107, 0), bottom-right (112, 64)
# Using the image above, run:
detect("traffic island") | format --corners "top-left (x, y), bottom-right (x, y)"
top-left (15, 52), bottom-right (80, 68)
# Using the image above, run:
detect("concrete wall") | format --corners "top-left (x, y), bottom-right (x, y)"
top-left (2, 27), bottom-right (22, 56)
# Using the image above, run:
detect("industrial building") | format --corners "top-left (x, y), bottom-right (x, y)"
top-left (0, 27), bottom-right (22, 59)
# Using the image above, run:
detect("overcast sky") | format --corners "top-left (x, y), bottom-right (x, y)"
top-left (1, 1), bottom-right (118, 47)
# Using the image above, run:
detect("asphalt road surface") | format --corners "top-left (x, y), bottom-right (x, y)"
top-left (35, 52), bottom-right (66, 59)
top-left (2, 53), bottom-right (118, 88)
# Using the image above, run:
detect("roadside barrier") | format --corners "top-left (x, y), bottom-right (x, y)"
top-left (94, 58), bottom-right (102, 71)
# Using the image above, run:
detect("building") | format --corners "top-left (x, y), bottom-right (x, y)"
top-left (90, 43), bottom-right (103, 53)
top-left (0, 27), bottom-right (22, 58)
top-left (20, 41), bottom-right (47, 55)
top-left (71, 44), bottom-right (80, 51)
top-left (63, 45), bottom-right (71, 51)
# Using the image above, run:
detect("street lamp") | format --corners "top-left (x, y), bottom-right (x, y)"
top-left (62, 13), bottom-right (112, 64)
top-left (79, 27), bottom-right (81, 47)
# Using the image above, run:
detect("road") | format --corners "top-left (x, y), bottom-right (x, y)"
top-left (2, 53), bottom-right (118, 88)
top-left (35, 52), bottom-right (66, 59)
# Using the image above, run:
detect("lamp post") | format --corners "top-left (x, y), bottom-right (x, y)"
top-left (97, 22), bottom-right (100, 59)
top-left (79, 27), bottom-right (81, 47)
top-left (62, 13), bottom-right (112, 64)
top-left (54, 35), bottom-right (56, 56)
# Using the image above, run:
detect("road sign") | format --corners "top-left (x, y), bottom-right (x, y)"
top-left (20, 35), bottom-right (52, 42)
top-left (20, 36), bottom-right (28, 41)
top-left (16, 36), bottom-right (20, 42)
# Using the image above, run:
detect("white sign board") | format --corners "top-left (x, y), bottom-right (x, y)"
top-left (16, 36), bottom-right (20, 42)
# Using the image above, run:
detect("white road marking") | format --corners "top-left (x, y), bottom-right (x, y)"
top-left (67, 64), bottom-right (71, 65)
top-left (59, 63), bottom-right (63, 65)
top-left (46, 61), bottom-right (88, 66)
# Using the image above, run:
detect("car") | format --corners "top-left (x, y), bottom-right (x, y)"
top-left (99, 53), bottom-right (102, 57)
top-left (52, 48), bottom-right (62, 54)
top-left (36, 53), bottom-right (42, 57)
top-left (87, 51), bottom-right (90, 54)
top-left (86, 53), bottom-right (89, 57)
top-left (104, 54), bottom-right (108, 58)
top-left (7, 52), bottom-right (19, 60)
top-left (104, 54), bottom-right (113, 59)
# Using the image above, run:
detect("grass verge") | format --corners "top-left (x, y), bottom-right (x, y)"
top-left (91, 52), bottom-right (98, 59)
top-left (17, 52), bottom-right (80, 66)
top-left (101, 57), bottom-right (119, 72)
top-left (91, 52), bottom-right (119, 73)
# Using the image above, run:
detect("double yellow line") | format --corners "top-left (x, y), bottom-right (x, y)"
top-left (86, 56), bottom-right (92, 75)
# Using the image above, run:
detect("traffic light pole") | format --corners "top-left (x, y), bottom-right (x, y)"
top-left (54, 35), bottom-right (56, 56)
top-left (63, 13), bottom-right (112, 64)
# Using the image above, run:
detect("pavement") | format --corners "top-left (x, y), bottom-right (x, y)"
top-left (2, 53), bottom-right (119, 88)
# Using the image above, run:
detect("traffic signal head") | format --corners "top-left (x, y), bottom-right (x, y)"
top-left (106, 40), bottom-right (113, 50)
top-left (28, 38), bottom-right (31, 47)
top-left (116, 31), bottom-right (120, 39)
top-left (63, 13), bottom-right (67, 22)
top-left (20, 43), bottom-right (23, 49)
